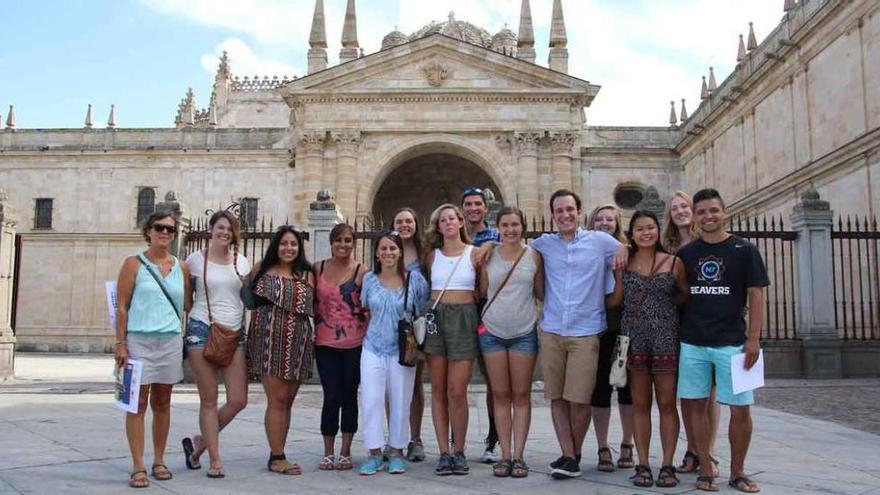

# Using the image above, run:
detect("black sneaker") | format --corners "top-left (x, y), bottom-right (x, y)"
top-left (452, 452), bottom-right (470, 475)
top-left (435, 453), bottom-right (454, 476)
top-left (549, 453), bottom-right (581, 470)
top-left (550, 456), bottom-right (581, 479)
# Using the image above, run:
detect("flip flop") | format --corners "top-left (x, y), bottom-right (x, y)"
top-left (697, 475), bottom-right (720, 492)
top-left (182, 437), bottom-right (201, 470)
top-left (207, 467), bottom-right (226, 479)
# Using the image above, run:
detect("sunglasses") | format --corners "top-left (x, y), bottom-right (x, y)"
top-left (152, 224), bottom-right (178, 234)
top-left (424, 312), bottom-right (438, 335)
top-left (461, 187), bottom-right (484, 197)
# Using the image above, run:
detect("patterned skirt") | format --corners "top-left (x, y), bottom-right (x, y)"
top-left (248, 306), bottom-right (314, 382)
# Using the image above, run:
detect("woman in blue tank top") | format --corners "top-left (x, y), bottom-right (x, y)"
top-left (114, 212), bottom-right (191, 489)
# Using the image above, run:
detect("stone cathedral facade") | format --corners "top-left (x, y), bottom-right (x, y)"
top-left (0, 0), bottom-right (878, 352)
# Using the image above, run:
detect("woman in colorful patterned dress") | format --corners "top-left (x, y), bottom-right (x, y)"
top-left (246, 226), bottom-right (315, 475)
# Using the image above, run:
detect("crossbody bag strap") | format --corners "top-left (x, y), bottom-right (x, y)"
top-left (402, 271), bottom-right (412, 318)
top-left (481, 246), bottom-right (527, 318)
top-left (623, 252), bottom-right (660, 335)
top-left (202, 248), bottom-right (214, 324)
top-left (137, 253), bottom-right (182, 321)
top-left (430, 246), bottom-right (467, 311)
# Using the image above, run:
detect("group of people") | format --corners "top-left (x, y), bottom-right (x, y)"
top-left (113, 186), bottom-right (768, 493)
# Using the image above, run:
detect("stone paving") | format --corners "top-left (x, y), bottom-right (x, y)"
top-left (1, 354), bottom-right (879, 494)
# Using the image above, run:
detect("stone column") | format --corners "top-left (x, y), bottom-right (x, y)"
top-left (550, 131), bottom-right (576, 192)
top-left (297, 131), bottom-right (326, 227)
top-left (790, 189), bottom-right (842, 378)
top-left (515, 132), bottom-right (542, 221)
top-left (308, 191), bottom-right (344, 262)
top-left (0, 191), bottom-right (17, 380)
top-left (333, 130), bottom-right (361, 221)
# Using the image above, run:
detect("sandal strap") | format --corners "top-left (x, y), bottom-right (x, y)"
top-left (130, 470), bottom-right (148, 479)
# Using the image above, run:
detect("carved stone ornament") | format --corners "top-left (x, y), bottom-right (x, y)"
top-left (550, 131), bottom-right (577, 154)
top-left (298, 130), bottom-right (326, 152)
top-left (514, 131), bottom-right (543, 155)
top-left (333, 130), bottom-right (362, 155)
top-left (423, 63), bottom-right (451, 87)
top-left (794, 188), bottom-right (830, 213)
top-left (310, 190), bottom-right (337, 210)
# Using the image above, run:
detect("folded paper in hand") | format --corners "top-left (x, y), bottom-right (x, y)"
top-left (730, 350), bottom-right (764, 395)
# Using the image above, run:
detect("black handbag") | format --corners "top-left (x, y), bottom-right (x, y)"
top-left (397, 272), bottom-right (418, 367)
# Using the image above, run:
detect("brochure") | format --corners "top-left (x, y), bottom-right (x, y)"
top-left (114, 359), bottom-right (143, 414)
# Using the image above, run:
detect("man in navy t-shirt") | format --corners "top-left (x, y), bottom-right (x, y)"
top-left (677, 188), bottom-right (769, 493)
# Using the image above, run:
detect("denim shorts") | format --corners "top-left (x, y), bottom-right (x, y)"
top-left (479, 330), bottom-right (538, 355)
top-left (185, 318), bottom-right (245, 350)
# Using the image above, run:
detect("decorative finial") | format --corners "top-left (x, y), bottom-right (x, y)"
top-left (5, 105), bottom-right (14, 129)
top-left (341, 0), bottom-right (358, 48)
top-left (784, 0), bottom-right (795, 12)
top-left (549, 0), bottom-right (567, 48)
top-left (107, 104), bottom-right (116, 128)
top-left (309, 0), bottom-right (327, 49)
top-left (218, 50), bottom-right (230, 76)
top-left (708, 67), bottom-right (717, 93)
top-left (84, 104), bottom-right (93, 129)
top-left (669, 101), bottom-right (678, 126)
top-left (747, 22), bottom-right (758, 51)
top-left (701, 76), bottom-right (709, 100)
top-left (737, 34), bottom-right (747, 62)
top-left (680, 98), bottom-right (688, 122)
top-left (517, 0), bottom-right (536, 63)
top-left (448, 11), bottom-right (455, 22)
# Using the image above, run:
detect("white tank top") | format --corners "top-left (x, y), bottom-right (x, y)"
top-left (430, 245), bottom-right (476, 290)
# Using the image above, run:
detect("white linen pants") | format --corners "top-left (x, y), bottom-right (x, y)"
top-left (360, 348), bottom-right (416, 450)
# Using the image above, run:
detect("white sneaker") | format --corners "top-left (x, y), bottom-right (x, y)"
top-left (481, 437), bottom-right (501, 463)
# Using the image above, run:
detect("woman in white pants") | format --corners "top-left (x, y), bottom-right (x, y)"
top-left (359, 231), bottom-right (428, 475)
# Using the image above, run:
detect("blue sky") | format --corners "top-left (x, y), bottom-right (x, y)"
top-left (0, 0), bottom-right (783, 128)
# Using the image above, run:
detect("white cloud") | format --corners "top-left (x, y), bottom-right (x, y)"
top-left (145, 0), bottom-right (786, 125)
top-left (200, 38), bottom-right (301, 78)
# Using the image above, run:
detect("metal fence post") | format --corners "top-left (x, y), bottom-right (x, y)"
top-left (307, 190), bottom-right (344, 263)
top-left (790, 189), bottom-right (842, 378)
top-left (0, 190), bottom-right (17, 380)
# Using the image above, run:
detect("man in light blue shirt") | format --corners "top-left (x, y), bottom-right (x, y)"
top-left (531, 189), bottom-right (623, 479)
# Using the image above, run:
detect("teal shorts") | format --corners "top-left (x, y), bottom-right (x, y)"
top-left (677, 343), bottom-right (754, 406)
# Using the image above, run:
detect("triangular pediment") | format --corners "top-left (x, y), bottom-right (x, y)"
top-left (280, 34), bottom-right (599, 103)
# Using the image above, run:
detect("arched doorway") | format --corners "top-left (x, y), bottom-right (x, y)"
top-left (371, 153), bottom-right (504, 226)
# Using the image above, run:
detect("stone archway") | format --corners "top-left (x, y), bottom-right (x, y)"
top-left (371, 153), bottom-right (504, 226)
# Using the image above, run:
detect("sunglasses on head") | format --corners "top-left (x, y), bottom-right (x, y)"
top-left (152, 224), bottom-right (178, 234)
top-left (461, 187), bottom-right (483, 197)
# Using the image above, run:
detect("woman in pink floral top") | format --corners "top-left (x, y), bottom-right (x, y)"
top-left (313, 224), bottom-right (367, 471)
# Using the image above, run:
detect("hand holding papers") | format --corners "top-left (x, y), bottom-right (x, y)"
top-left (730, 349), bottom-right (765, 395)
top-left (114, 359), bottom-right (143, 414)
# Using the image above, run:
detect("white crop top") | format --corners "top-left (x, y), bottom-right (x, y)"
top-left (430, 245), bottom-right (476, 291)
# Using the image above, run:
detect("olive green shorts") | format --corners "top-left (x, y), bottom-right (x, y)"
top-left (422, 302), bottom-right (479, 360)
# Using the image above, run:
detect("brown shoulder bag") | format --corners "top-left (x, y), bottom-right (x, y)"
top-left (202, 248), bottom-right (240, 367)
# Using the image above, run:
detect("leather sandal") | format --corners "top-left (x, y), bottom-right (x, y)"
top-left (655, 465), bottom-right (679, 487)
top-left (729, 475), bottom-right (761, 493)
top-left (129, 470), bottom-right (149, 488)
top-left (151, 464), bottom-right (172, 480)
top-left (267, 454), bottom-right (302, 475)
top-left (677, 450), bottom-right (699, 473)
top-left (597, 447), bottom-right (615, 472)
top-left (617, 443), bottom-right (635, 469)
top-left (697, 475), bottom-right (720, 492)
top-left (630, 465), bottom-right (653, 487)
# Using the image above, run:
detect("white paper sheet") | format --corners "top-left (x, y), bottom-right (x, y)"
top-left (730, 350), bottom-right (765, 395)
top-left (114, 359), bottom-right (143, 414)
top-left (105, 281), bottom-right (118, 331)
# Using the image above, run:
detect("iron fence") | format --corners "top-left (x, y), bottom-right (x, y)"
top-left (832, 216), bottom-right (880, 340)
top-left (729, 215), bottom-right (798, 340)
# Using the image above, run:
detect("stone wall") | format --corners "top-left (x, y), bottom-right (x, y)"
top-left (677, 0), bottom-right (880, 219)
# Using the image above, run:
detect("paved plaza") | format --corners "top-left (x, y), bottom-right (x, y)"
top-left (1, 354), bottom-right (878, 494)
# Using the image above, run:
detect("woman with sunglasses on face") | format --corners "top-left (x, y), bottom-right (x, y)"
top-left (607, 210), bottom-right (689, 488)
top-left (114, 212), bottom-right (191, 489)
top-left (662, 192), bottom-right (720, 476)
top-left (392, 207), bottom-right (429, 462)
top-left (313, 223), bottom-right (367, 472)
top-left (478, 206), bottom-right (543, 478)
top-left (246, 226), bottom-right (315, 476)
top-left (181, 211), bottom-right (251, 479)
top-left (584, 205), bottom-right (636, 473)
top-left (422, 204), bottom-right (481, 476)
top-left (358, 231), bottom-right (428, 475)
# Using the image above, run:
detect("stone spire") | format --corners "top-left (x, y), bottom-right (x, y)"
top-left (208, 103), bottom-right (217, 127)
top-left (516, 0), bottom-right (535, 63)
top-left (308, 0), bottom-right (328, 74)
top-left (107, 104), bottom-right (116, 129)
top-left (700, 76), bottom-right (709, 100)
top-left (548, 0), bottom-right (568, 73)
top-left (5, 106), bottom-right (14, 130)
top-left (784, 0), bottom-right (795, 12)
top-left (737, 34), bottom-right (747, 62)
top-left (339, 0), bottom-right (359, 64)
top-left (84, 104), bottom-right (93, 129)
top-left (708, 67), bottom-right (717, 93)
top-left (669, 101), bottom-right (678, 126)
top-left (680, 98), bottom-right (688, 122)
top-left (747, 22), bottom-right (758, 51)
